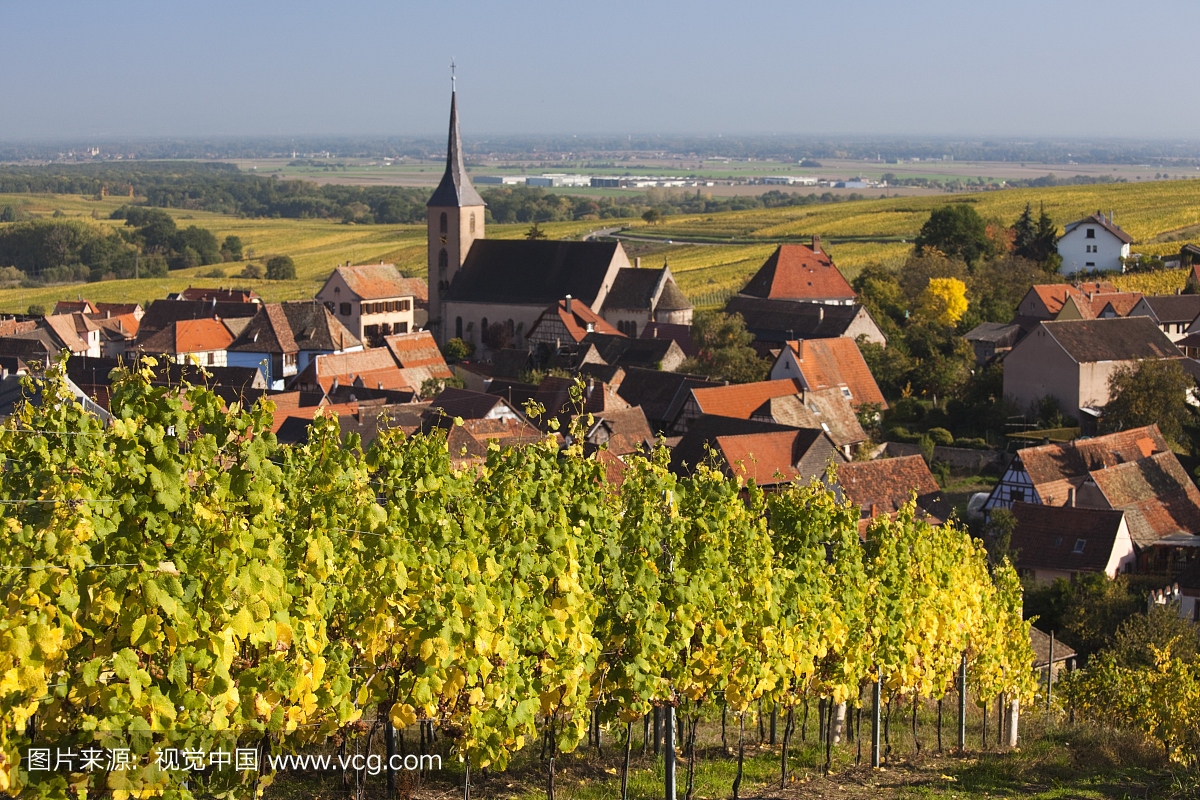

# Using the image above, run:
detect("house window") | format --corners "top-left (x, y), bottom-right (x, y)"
top-left (207, 352), bottom-right (215, 366)
top-left (840, 387), bottom-right (853, 399)
top-left (470, 213), bottom-right (476, 234)
top-left (340, 302), bottom-right (351, 316)
top-left (324, 301), bottom-right (335, 313)
top-left (1054, 536), bottom-right (1063, 547)
top-left (1073, 538), bottom-right (1087, 554)
top-left (284, 353), bottom-right (297, 368)
top-left (1086, 228), bottom-right (1096, 239)
top-left (399, 300), bottom-right (411, 311)
top-left (1010, 487), bottom-right (1025, 504)
top-left (440, 212), bottom-right (448, 234)
top-left (1086, 262), bottom-right (1095, 268)
top-left (364, 324), bottom-right (379, 337)
top-left (397, 322), bottom-right (408, 334)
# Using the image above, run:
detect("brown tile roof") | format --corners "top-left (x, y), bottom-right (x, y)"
top-left (177, 287), bottom-right (261, 303)
top-left (281, 302), bottom-right (360, 352)
top-left (724, 296), bottom-right (876, 343)
top-left (1030, 627), bottom-right (1077, 667)
top-left (335, 263), bottom-right (416, 300)
top-left (529, 299), bottom-right (623, 344)
top-left (615, 367), bottom-right (720, 429)
top-left (533, 376), bottom-right (630, 431)
top-left (1039, 317), bottom-right (1181, 363)
top-left (91, 313), bottom-right (140, 340)
top-left (752, 389), bottom-right (866, 449)
top-left (447, 240), bottom-right (625, 307)
top-left (588, 405), bottom-right (654, 455)
top-left (53, 300), bottom-right (98, 315)
top-left (1064, 213), bottom-right (1133, 245)
top-left (384, 330), bottom-right (451, 378)
top-left (0, 318), bottom-right (38, 338)
top-left (93, 303), bottom-right (143, 319)
top-left (42, 314), bottom-right (89, 353)
top-left (1087, 452), bottom-right (1200, 547)
top-left (446, 418), bottom-right (545, 462)
top-left (690, 378), bottom-right (805, 420)
top-left (425, 387), bottom-right (522, 424)
top-left (1015, 425), bottom-right (1170, 505)
top-left (298, 348), bottom-right (408, 393)
top-left (786, 338), bottom-right (886, 409)
top-left (640, 322), bottom-right (697, 357)
top-left (228, 304), bottom-right (299, 354)
top-left (1010, 502), bottom-right (1128, 573)
top-left (1141, 295), bottom-right (1200, 325)
top-left (1088, 292), bottom-right (1143, 318)
top-left (836, 455), bottom-right (950, 528)
top-left (739, 244), bottom-right (856, 302)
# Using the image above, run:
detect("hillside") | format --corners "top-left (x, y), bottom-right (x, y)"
top-left (2, 178), bottom-right (1200, 313)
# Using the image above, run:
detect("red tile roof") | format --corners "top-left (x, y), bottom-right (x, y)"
top-left (384, 330), bottom-right (451, 378)
top-left (176, 319), bottom-right (235, 353)
top-left (53, 300), bottom-right (98, 315)
top-left (715, 430), bottom-right (808, 485)
top-left (690, 378), bottom-right (805, 420)
top-left (740, 244), bottom-right (856, 302)
top-left (304, 348), bottom-right (408, 392)
top-left (836, 455), bottom-right (950, 528)
top-left (1087, 451), bottom-right (1200, 547)
top-left (1028, 282), bottom-right (1118, 317)
top-left (334, 263), bottom-right (416, 300)
top-left (1013, 425), bottom-right (1171, 508)
top-left (529, 299), bottom-right (622, 344)
top-left (786, 338), bottom-right (887, 408)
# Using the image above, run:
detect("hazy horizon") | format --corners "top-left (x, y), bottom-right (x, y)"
top-left (4, 0), bottom-right (1196, 141)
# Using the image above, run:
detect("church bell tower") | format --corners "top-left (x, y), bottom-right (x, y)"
top-left (427, 73), bottom-right (485, 344)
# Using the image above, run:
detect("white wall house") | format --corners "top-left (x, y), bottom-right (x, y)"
top-left (1057, 212), bottom-right (1132, 276)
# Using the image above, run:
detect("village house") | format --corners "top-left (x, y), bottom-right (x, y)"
top-left (724, 296), bottom-right (887, 348)
top-left (578, 332), bottom-right (688, 373)
top-left (670, 415), bottom-right (845, 488)
top-left (768, 338), bottom-right (887, 410)
top-left (1057, 212), bottom-right (1133, 275)
top-left (749, 389), bottom-right (866, 457)
top-left (316, 263), bottom-right (420, 346)
top-left (1001, 316), bottom-right (1181, 420)
top-left (835, 455), bottom-right (950, 536)
top-left (1128, 294), bottom-right (1200, 341)
top-left (598, 262), bottom-right (694, 336)
top-left (963, 321), bottom-right (1022, 364)
top-left (1009, 502), bottom-right (1135, 583)
top-left (673, 378), bottom-right (807, 433)
top-left (526, 296), bottom-right (623, 350)
top-left (613, 367), bottom-right (720, 433)
top-left (134, 318), bottom-right (234, 366)
top-left (736, 240), bottom-right (857, 305)
top-left (226, 302), bottom-right (362, 389)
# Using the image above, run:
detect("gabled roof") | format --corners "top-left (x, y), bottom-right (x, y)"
top-left (783, 338), bottom-right (886, 408)
top-left (690, 378), bottom-right (806, 420)
top-left (330, 263), bottom-right (417, 301)
top-left (529, 299), bottom-right (622, 343)
top-left (964, 321), bottom-right (1022, 345)
top-left (579, 332), bottom-right (682, 370)
top-left (714, 429), bottom-right (839, 486)
top-left (446, 418), bottom-right (544, 462)
top-left (615, 367), bottom-right (720, 427)
top-left (752, 389), bottom-right (866, 449)
top-left (1013, 425), bottom-right (1170, 506)
top-left (670, 414), bottom-right (799, 472)
top-left (1087, 451), bottom-right (1200, 547)
top-left (0, 318), bottom-right (38, 338)
top-left (1063, 212), bottom-right (1134, 245)
top-left (603, 267), bottom-right (669, 311)
top-left (1030, 627), bottom-right (1076, 667)
top-left (281, 302), bottom-right (360, 351)
top-left (138, 300), bottom-right (260, 339)
top-left (587, 405), bottom-right (654, 455)
top-left (533, 375), bottom-right (629, 430)
top-left (42, 314), bottom-right (90, 353)
top-left (837, 455), bottom-right (950, 526)
top-left (725, 296), bottom-right (873, 342)
top-left (447, 240), bottom-right (625, 307)
top-left (656, 279), bottom-right (692, 312)
top-left (384, 330), bottom-right (452, 379)
top-left (53, 300), bottom-right (98, 315)
top-left (136, 318), bottom-right (234, 355)
top-left (1087, 292), bottom-right (1143, 318)
top-left (1011, 502), bottom-right (1127, 573)
top-left (640, 322), bottom-right (697, 356)
top-left (228, 304), bottom-right (299, 354)
top-left (1140, 294), bottom-right (1200, 325)
top-left (739, 244), bottom-right (856, 301)
top-left (293, 348), bottom-right (407, 393)
top-left (1023, 283), bottom-right (1117, 318)
top-left (427, 91), bottom-right (485, 208)
top-left (91, 313), bottom-right (140, 341)
top-left (425, 387), bottom-right (520, 425)
top-left (1038, 317), bottom-right (1181, 363)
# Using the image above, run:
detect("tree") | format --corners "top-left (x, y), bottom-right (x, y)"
top-left (914, 204), bottom-right (992, 265)
top-left (982, 508), bottom-right (1018, 567)
top-left (852, 265), bottom-right (907, 336)
top-left (915, 277), bottom-right (968, 326)
top-left (1012, 203), bottom-right (1037, 257)
top-left (26, 304), bottom-right (45, 316)
top-left (1102, 359), bottom-right (1191, 447)
top-left (265, 254), bottom-right (296, 280)
top-left (679, 310), bottom-right (769, 384)
top-left (641, 208), bottom-right (662, 225)
top-left (898, 252), bottom-right (968, 305)
top-left (240, 262), bottom-right (263, 279)
top-left (419, 374), bottom-right (465, 398)
top-left (525, 223), bottom-right (547, 240)
top-left (441, 337), bottom-right (475, 362)
top-left (1109, 605), bottom-right (1200, 669)
top-left (220, 235), bottom-right (244, 261)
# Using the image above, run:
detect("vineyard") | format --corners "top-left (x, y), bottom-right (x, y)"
top-left (0, 363), bottom-right (1036, 798)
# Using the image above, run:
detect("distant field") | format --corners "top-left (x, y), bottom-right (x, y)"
top-left (3, 179), bottom-right (1200, 314)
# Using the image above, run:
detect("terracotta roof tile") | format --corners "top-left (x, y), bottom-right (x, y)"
top-left (1088, 451), bottom-right (1200, 547)
top-left (529, 299), bottom-right (623, 344)
top-left (384, 330), bottom-right (451, 379)
top-left (298, 348), bottom-right (408, 392)
top-left (690, 378), bottom-right (805, 420)
top-left (786, 338), bottom-right (886, 409)
top-left (334, 264), bottom-right (417, 301)
top-left (1015, 425), bottom-right (1170, 505)
top-left (740, 244), bottom-right (856, 302)
top-left (836, 455), bottom-right (950, 524)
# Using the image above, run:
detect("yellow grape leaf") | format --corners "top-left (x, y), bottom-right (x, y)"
top-left (389, 702), bottom-right (417, 729)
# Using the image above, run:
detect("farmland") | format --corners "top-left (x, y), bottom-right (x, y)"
top-left (2, 178), bottom-right (1200, 313)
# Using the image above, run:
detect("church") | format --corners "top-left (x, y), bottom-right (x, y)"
top-left (425, 88), bottom-right (692, 352)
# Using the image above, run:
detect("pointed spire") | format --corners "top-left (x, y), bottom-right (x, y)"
top-left (427, 85), bottom-right (484, 208)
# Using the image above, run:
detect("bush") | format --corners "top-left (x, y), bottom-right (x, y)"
top-left (0, 266), bottom-right (24, 286)
top-left (953, 437), bottom-right (990, 450)
top-left (442, 337), bottom-right (474, 362)
top-left (201, 267), bottom-right (226, 278)
top-left (240, 263), bottom-right (264, 279)
top-left (265, 255), bottom-right (296, 280)
top-left (885, 426), bottom-right (921, 444)
top-left (927, 427), bottom-right (954, 446)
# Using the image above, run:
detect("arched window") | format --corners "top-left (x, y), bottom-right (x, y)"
top-left (439, 212), bottom-right (448, 234)
top-left (469, 213), bottom-right (476, 234)
top-left (456, 317), bottom-right (463, 339)
top-left (438, 249), bottom-right (448, 270)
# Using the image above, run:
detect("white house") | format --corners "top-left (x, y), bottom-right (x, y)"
top-left (1057, 212), bottom-right (1132, 276)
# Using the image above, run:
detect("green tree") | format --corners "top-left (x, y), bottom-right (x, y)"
top-left (418, 374), bottom-right (464, 398)
top-left (1012, 203), bottom-right (1037, 258)
top-left (265, 255), bottom-right (297, 280)
top-left (641, 208), bottom-right (662, 225)
top-left (1108, 605), bottom-right (1200, 669)
top-left (240, 262), bottom-right (264, 279)
top-left (220, 235), bottom-right (244, 261)
top-left (441, 337), bottom-right (474, 362)
top-left (0, 206), bottom-right (15, 222)
top-left (525, 222), bottom-right (547, 240)
top-left (679, 310), bottom-right (769, 384)
top-left (982, 507), bottom-right (1018, 567)
top-left (1102, 359), bottom-right (1191, 447)
top-left (26, 304), bottom-right (45, 316)
top-left (914, 204), bottom-right (993, 265)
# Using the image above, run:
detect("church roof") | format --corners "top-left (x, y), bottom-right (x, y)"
top-left (446, 240), bottom-right (623, 307)
top-left (427, 92), bottom-right (484, 208)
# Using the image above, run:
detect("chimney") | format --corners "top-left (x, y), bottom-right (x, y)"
top-left (1067, 487), bottom-right (1076, 507)
top-left (812, 234), bottom-right (822, 253)
top-left (635, 257), bottom-right (641, 269)
top-left (869, 503), bottom-right (877, 518)
top-left (565, 294), bottom-right (573, 314)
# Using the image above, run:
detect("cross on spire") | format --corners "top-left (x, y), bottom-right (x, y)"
top-left (450, 58), bottom-right (456, 92)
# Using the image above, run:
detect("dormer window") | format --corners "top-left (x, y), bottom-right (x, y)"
top-left (1073, 539), bottom-right (1087, 554)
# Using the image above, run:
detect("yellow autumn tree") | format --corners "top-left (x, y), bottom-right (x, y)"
top-left (916, 277), bottom-right (968, 326)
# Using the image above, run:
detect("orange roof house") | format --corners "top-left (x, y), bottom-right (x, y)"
top-left (837, 455), bottom-right (951, 535)
top-left (527, 297), bottom-right (623, 346)
top-left (769, 338), bottom-right (886, 409)
top-left (135, 318), bottom-right (234, 364)
top-left (291, 348), bottom-right (410, 394)
top-left (738, 240), bottom-right (856, 305)
top-left (674, 378), bottom-right (806, 432)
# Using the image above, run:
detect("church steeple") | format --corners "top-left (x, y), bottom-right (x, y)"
top-left (427, 89), bottom-right (484, 208)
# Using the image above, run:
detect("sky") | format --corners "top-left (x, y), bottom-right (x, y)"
top-left (2, 0), bottom-right (1197, 140)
